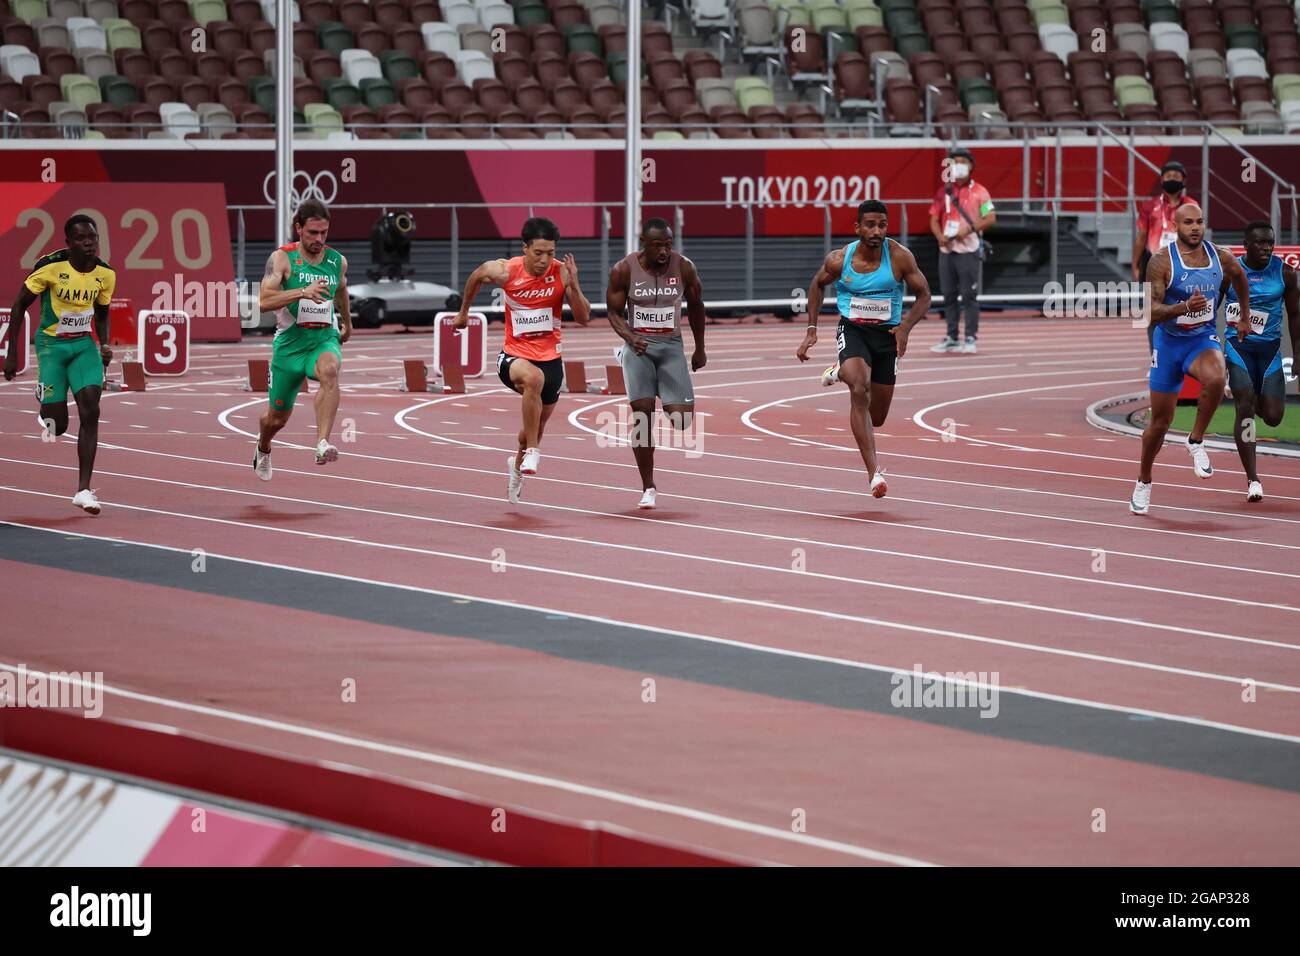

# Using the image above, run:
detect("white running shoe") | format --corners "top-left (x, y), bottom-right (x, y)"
top-left (1186, 437), bottom-right (1212, 479)
top-left (506, 456), bottom-right (524, 504)
top-left (1247, 480), bottom-right (1264, 502)
top-left (315, 439), bottom-right (339, 466)
top-left (1130, 480), bottom-right (1152, 515)
top-left (961, 337), bottom-right (978, 354)
top-left (930, 336), bottom-right (959, 353)
top-left (870, 469), bottom-right (888, 498)
top-left (252, 444), bottom-right (273, 481)
top-left (638, 487), bottom-right (657, 509)
top-left (820, 363), bottom-right (840, 387)
top-left (72, 489), bottom-right (100, 515)
top-left (520, 447), bottom-right (540, 475)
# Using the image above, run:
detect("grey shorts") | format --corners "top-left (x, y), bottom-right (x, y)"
top-left (621, 333), bottom-right (694, 405)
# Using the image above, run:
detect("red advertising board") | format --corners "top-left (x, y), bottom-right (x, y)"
top-left (0, 307), bottom-right (28, 376)
top-left (0, 182), bottom-right (240, 341)
top-left (137, 309), bottom-right (190, 375)
top-left (3, 143), bottom-right (1293, 242)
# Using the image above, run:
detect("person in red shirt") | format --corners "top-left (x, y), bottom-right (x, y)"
top-left (928, 148), bottom-right (995, 354)
top-left (454, 217), bottom-right (590, 503)
top-left (1133, 161), bottom-right (1193, 283)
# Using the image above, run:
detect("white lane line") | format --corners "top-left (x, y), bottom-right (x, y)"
top-left (5, 523), bottom-right (1297, 746)
top-left (5, 478), bottom-right (1296, 695)
top-left (912, 381), bottom-right (1300, 482)
top-left (207, 376), bottom-right (1300, 581)
top-left (0, 658), bottom-right (932, 867)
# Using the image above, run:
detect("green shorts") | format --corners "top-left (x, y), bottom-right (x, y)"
top-left (269, 326), bottom-right (342, 412)
top-left (34, 333), bottom-right (103, 404)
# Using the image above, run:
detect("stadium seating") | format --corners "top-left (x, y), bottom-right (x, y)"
top-left (2, 0), bottom-right (1298, 138)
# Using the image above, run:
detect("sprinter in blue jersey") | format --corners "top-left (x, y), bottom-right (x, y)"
top-left (1131, 203), bottom-right (1250, 515)
top-left (1221, 221), bottom-right (1300, 502)
top-left (797, 199), bottom-right (932, 499)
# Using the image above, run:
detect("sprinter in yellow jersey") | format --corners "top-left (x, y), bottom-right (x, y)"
top-left (3, 215), bottom-right (115, 514)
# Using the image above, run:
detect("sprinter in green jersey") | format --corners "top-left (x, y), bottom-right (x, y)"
top-left (253, 200), bottom-right (352, 479)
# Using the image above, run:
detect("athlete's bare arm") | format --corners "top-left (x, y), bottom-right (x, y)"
top-left (259, 249), bottom-right (325, 312)
top-left (796, 248), bottom-right (845, 362)
top-left (334, 254), bottom-right (352, 344)
top-left (1217, 246), bottom-right (1252, 342)
top-left (1146, 250), bottom-right (1194, 325)
top-left (94, 299), bottom-right (112, 366)
top-left (681, 257), bottom-right (707, 371)
top-left (605, 260), bottom-right (647, 354)
top-left (561, 254), bottom-right (590, 326)
top-left (891, 243), bottom-right (931, 359)
top-left (1284, 264), bottom-right (1299, 358)
top-left (454, 258), bottom-right (509, 329)
top-left (2, 285), bottom-right (36, 380)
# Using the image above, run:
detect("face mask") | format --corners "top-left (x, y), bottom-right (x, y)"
top-left (1162, 179), bottom-right (1183, 194)
top-left (949, 163), bottom-right (971, 180)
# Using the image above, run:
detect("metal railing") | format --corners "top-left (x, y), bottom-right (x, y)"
top-left (229, 193), bottom-right (1156, 298)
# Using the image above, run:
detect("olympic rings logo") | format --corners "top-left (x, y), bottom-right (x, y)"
top-left (262, 169), bottom-right (339, 207)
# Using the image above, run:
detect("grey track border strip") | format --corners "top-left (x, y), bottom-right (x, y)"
top-left (1086, 392), bottom-right (1300, 459)
top-left (2, 523), bottom-right (1297, 794)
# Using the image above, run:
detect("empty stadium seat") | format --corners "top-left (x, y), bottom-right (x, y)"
top-left (422, 21), bottom-right (459, 56)
top-left (340, 47), bottom-right (381, 85)
top-left (158, 97), bottom-right (199, 134)
top-left (1, 43), bottom-right (41, 81)
top-left (1226, 48), bottom-right (1267, 83)
top-left (1148, 22), bottom-right (1187, 61)
top-left (1038, 23), bottom-right (1078, 62)
top-left (66, 16), bottom-right (106, 51)
top-left (454, 47), bottom-right (492, 83)
top-left (1113, 22), bottom-right (1151, 59)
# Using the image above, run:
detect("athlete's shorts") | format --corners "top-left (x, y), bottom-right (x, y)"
top-left (1149, 324), bottom-right (1219, 394)
top-left (269, 326), bottom-right (342, 412)
top-left (34, 333), bottom-right (102, 403)
top-left (836, 319), bottom-right (898, 385)
top-left (1224, 336), bottom-right (1285, 401)
top-left (621, 333), bottom-right (694, 406)
top-left (497, 351), bottom-right (564, 406)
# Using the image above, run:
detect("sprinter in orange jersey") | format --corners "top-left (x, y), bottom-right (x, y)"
top-left (454, 217), bottom-right (590, 504)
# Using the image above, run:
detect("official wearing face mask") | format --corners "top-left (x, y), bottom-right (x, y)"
top-left (928, 149), bottom-right (995, 354)
top-left (1133, 161), bottom-right (1194, 284)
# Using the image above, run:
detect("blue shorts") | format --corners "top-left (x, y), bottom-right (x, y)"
top-left (1149, 324), bottom-right (1219, 394)
top-left (1224, 336), bottom-right (1284, 400)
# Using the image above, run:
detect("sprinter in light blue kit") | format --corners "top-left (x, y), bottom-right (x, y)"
top-left (797, 200), bottom-right (931, 499)
top-left (1221, 220), bottom-right (1300, 502)
top-left (1131, 203), bottom-right (1250, 515)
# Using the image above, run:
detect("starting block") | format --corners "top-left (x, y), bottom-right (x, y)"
top-left (245, 359), bottom-right (307, 394)
top-left (401, 359), bottom-right (430, 392)
top-left (120, 361), bottom-right (146, 392)
top-left (441, 361), bottom-right (466, 394)
top-left (603, 364), bottom-right (627, 395)
top-left (563, 361), bottom-right (589, 393)
top-left (246, 359), bottom-right (269, 392)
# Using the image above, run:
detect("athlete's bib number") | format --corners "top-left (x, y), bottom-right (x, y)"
top-left (55, 307), bottom-right (93, 336)
top-left (1176, 301), bottom-right (1213, 327)
top-left (296, 297), bottom-right (333, 328)
top-left (631, 305), bottom-right (676, 331)
top-left (847, 296), bottom-right (891, 325)
top-left (510, 305), bottom-right (554, 336)
top-left (1225, 301), bottom-right (1268, 335)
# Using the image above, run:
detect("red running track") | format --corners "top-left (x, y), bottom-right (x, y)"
top-left (2, 318), bottom-right (1298, 865)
